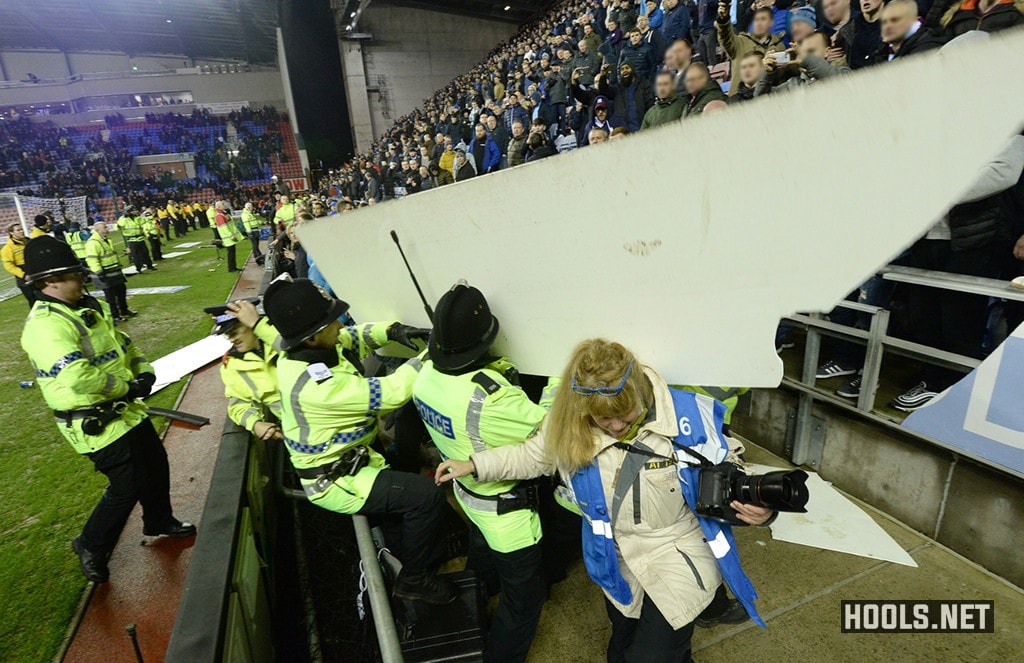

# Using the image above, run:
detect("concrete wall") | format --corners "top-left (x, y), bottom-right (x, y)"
top-left (353, 3), bottom-right (516, 141)
top-left (734, 387), bottom-right (1024, 588)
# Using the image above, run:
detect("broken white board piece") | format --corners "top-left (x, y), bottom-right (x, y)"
top-left (747, 464), bottom-right (918, 567)
top-left (173, 241), bottom-right (202, 248)
top-left (150, 335), bottom-right (231, 394)
top-left (160, 251), bottom-right (192, 259)
top-left (125, 286), bottom-right (190, 295)
top-left (300, 31), bottom-right (1024, 386)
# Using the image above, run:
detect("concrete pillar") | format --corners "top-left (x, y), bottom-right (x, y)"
top-left (339, 39), bottom-right (375, 154)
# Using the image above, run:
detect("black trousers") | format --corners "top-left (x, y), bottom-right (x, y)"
top-left (149, 236), bottom-right (162, 260)
top-left (606, 595), bottom-right (695, 663)
top-left (128, 241), bottom-right (153, 270)
top-left (102, 282), bottom-right (129, 318)
top-left (225, 244), bottom-right (239, 271)
top-left (16, 277), bottom-right (36, 308)
top-left (173, 216), bottom-right (187, 237)
top-left (908, 239), bottom-right (1002, 389)
top-left (81, 419), bottom-right (174, 555)
top-left (357, 469), bottom-right (444, 571)
top-left (248, 230), bottom-right (263, 258)
top-left (467, 528), bottom-right (545, 663)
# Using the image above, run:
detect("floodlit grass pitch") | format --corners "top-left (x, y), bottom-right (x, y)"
top-left (0, 230), bottom-right (250, 662)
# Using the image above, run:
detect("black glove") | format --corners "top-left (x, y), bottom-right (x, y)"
top-left (126, 372), bottom-right (156, 400)
top-left (387, 323), bottom-right (431, 351)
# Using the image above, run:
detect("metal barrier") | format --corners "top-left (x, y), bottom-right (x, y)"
top-left (782, 264), bottom-right (1024, 480)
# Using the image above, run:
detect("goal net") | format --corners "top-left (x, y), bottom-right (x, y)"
top-left (0, 194), bottom-right (89, 302)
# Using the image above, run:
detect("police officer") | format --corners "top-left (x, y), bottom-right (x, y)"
top-left (20, 236), bottom-right (194, 584)
top-left (241, 202), bottom-right (264, 261)
top-left (213, 299), bottom-right (282, 441)
top-left (85, 222), bottom-right (136, 323)
top-left (117, 205), bottom-right (155, 273)
top-left (263, 277), bottom-right (456, 604)
top-left (214, 201), bottom-right (244, 272)
top-left (414, 284), bottom-right (554, 663)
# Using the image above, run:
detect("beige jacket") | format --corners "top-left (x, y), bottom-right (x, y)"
top-left (472, 366), bottom-right (725, 628)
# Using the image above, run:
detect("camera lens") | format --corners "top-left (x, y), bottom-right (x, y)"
top-left (734, 470), bottom-right (809, 512)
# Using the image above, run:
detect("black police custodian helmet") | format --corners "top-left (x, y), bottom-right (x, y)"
top-left (429, 283), bottom-right (499, 371)
top-left (263, 277), bottom-right (349, 350)
top-left (23, 235), bottom-right (84, 284)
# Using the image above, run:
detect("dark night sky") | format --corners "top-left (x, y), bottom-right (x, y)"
top-left (278, 0), bottom-right (353, 167)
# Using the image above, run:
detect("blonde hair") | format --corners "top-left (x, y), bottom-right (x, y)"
top-left (545, 339), bottom-right (654, 474)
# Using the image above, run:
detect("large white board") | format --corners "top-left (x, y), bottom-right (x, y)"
top-left (301, 31), bottom-right (1024, 385)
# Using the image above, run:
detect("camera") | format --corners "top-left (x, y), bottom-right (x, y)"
top-left (696, 463), bottom-right (809, 526)
top-left (773, 51), bottom-right (791, 64)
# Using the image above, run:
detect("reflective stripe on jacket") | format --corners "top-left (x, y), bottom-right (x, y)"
top-left (20, 296), bottom-right (152, 454)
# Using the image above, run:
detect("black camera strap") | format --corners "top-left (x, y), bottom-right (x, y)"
top-left (610, 441), bottom-right (715, 469)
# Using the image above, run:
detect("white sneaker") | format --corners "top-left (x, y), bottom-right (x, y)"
top-left (892, 382), bottom-right (937, 411)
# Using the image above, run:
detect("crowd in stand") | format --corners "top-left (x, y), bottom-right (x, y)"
top-left (0, 106), bottom-right (290, 203)
top-left (315, 0), bottom-right (1024, 413)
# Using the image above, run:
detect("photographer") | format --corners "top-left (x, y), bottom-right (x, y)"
top-left (438, 339), bottom-right (778, 663)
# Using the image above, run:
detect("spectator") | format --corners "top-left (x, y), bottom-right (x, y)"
top-left (695, 0), bottom-right (722, 65)
top-left (823, 0), bottom-right (854, 33)
top-left (503, 93), bottom-right (530, 133)
top-left (364, 171), bottom-right (381, 203)
top-left (644, 0), bottom-right (665, 29)
top-left (893, 135), bottom-right (1024, 410)
top-left (939, 0), bottom-right (1024, 36)
top-left (681, 63), bottom-right (728, 117)
top-left (663, 38), bottom-right (696, 93)
top-left (574, 62), bottom-right (653, 134)
top-left (661, 0), bottom-right (694, 45)
top-left (835, 0), bottom-right (886, 69)
top-left (526, 132), bottom-right (557, 161)
top-left (454, 148), bottom-right (476, 181)
top-left (609, 126), bottom-right (631, 140)
top-left (619, 27), bottom-right (658, 82)
top-left (438, 138), bottom-right (456, 176)
top-left (588, 126), bottom-right (610, 145)
top-left (2, 223), bottom-right (34, 307)
top-left (875, 0), bottom-right (948, 62)
top-left (717, 4), bottom-right (785, 96)
top-left (581, 21), bottom-right (602, 54)
top-left (572, 39), bottom-right (602, 86)
top-left (636, 13), bottom-right (667, 61)
top-left (576, 95), bottom-right (624, 146)
top-left (789, 6), bottom-right (820, 43)
top-left (728, 51), bottom-right (766, 103)
top-left (469, 123), bottom-right (501, 174)
top-left (642, 71), bottom-right (687, 129)
top-left (755, 32), bottom-right (850, 95)
top-left (508, 121), bottom-right (529, 167)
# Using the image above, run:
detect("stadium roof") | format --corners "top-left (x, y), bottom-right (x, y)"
top-left (384, 0), bottom-right (553, 24)
top-left (0, 0), bottom-right (279, 64)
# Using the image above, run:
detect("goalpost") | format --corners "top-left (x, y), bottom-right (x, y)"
top-left (0, 193), bottom-right (89, 303)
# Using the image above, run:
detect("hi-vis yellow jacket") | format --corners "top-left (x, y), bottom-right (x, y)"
top-left (277, 321), bottom-right (421, 513)
top-left (21, 295), bottom-right (153, 454)
top-left (220, 318), bottom-right (282, 433)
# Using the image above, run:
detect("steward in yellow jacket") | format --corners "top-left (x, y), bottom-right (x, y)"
top-left (2, 223), bottom-right (35, 306)
top-left (20, 236), bottom-right (193, 584)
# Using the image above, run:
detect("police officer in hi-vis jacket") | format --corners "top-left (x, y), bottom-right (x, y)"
top-left (20, 236), bottom-right (194, 584)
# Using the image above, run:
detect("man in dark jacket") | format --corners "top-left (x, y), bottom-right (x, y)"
top-left (468, 123), bottom-right (500, 175)
top-left (660, 0), bottom-right (693, 45)
top-left (619, 27), bottom-right (658, 82)
top-left (453, 148), bottom-right (476, 182)
top-left (835, 0), bottom-right (885, 69)
top-left (593, 62), bottom-right (655, 133)
top-left (637, 13), bottom-right (667, 60)
top-left (571, 39), bottom-right (602, 86)
top-left (875, 0), bottom-right (947, 62)
top-left (727, 51), bottom-right (764, 103)
top-left (641, 71), bottom-right (686, 129)
top-left (939, 0), bottom-right (1024, 37)
top-left (681, 63), bottom-right (727, 117)
top-left (502, 94), bottom-right (530, 133)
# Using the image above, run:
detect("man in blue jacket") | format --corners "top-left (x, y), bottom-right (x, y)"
top-left (660, 0), bottom-right (692, 44)
top-left (468, 123), bottom-right (501, 175)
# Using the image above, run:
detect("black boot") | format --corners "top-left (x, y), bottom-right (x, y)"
top-left (695, 599), bottom-right (750, 628)
top-left (72, 536), bottom-right (110, 583)
top-left (393, 569), bottom-right (458, 605)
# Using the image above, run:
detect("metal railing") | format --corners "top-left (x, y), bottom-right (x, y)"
top-left (782, 264), bottom-right (1024, 478)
